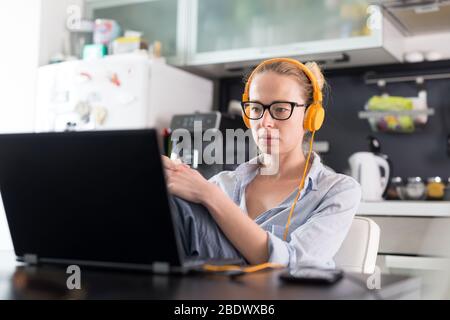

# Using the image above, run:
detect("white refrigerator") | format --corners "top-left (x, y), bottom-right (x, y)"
top-left (35, 53), bottom-right (213, 133)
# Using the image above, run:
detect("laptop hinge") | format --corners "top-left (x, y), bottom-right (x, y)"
top-left (23, 254), bottom-right (38, 264)
top-left (152, 262), bottom-right (170, 274)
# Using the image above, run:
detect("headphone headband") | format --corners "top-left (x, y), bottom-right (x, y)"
top-left (242, 57), bottom-right (323, 105)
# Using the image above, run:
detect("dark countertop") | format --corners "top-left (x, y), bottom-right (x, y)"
top-left (0, 251), bottom-right (421, 300)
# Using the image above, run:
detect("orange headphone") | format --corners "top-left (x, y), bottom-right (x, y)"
top-left (242, 57), bottom-right (325, 241)
top-left (242, 57), bottom-right (325, 132)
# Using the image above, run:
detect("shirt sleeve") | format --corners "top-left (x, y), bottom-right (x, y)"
top-left (266, 176), bottom-right (362, 268)
top-left (207, 170), bottom-right (237, 200)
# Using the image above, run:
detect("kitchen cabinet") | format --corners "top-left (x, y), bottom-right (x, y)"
top-left (186, 0), bottom-right (404, 77)
top-left (85, 0), bottom-right (187, 64)
top-left (357, 201), bottom-right (450, 282)
top-left (86, 1), bottom-right (405, 77)
top-left (194, 0), bottom-right (372, 53)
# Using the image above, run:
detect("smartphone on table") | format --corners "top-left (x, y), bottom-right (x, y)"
top-left (279, 266), bottom-right (344, 285)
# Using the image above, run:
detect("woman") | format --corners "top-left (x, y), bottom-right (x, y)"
top-left (162, 58), bottom-right (361, 269)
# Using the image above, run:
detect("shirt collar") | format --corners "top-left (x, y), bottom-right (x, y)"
top-left (235, 151), bottom-right (323, 192)
top-left (305, 152), bottom-right (322, 191)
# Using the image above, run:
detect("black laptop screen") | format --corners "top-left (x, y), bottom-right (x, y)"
top-left (0, 130), bottom-right (182, 267)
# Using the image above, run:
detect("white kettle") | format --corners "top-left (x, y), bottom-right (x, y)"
top-left (348, 152), bottom-right (390, 202)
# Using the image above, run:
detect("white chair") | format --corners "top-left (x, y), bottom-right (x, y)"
top-left (334, 217), bottom-right (380, 274)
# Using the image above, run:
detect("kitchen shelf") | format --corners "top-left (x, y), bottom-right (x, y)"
top-left (364, 72), bottom-right (450, 85)
top-left (358, 108), bottom-right (435, 119)
top-left (356, 200), bottom-right (450, 217)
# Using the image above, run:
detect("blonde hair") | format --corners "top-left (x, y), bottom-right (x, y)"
top-left (244, 60), bottom-right (326, 105)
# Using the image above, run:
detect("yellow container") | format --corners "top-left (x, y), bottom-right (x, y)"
top-left (426, 177), bottom-right (445, 200)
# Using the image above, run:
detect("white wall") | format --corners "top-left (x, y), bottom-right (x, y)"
top-left (0, 0), bottom-right (85, 134)
top-left (39, 0), bottom-right (84, 66)
top-left (0, 1), bottom-right (41, 134)
top-left (0, 0), bottom-right (87, 251)
top-left (0, 0), bottom-right (43, 251)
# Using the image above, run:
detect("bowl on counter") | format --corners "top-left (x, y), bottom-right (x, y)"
top-left (396, 177), bottom-right (427, 200)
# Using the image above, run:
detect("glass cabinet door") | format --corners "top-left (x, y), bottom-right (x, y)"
top-left (86, 0), bottom-right (185, 63)
top-left (189, 0), bottom-right (382, 64)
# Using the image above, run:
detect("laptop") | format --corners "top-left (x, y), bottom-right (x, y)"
top-left (0, 129), bottom-right (237, 273)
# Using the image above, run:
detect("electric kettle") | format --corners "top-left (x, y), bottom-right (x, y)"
top-left (348, 152), bottom-right (391, 201)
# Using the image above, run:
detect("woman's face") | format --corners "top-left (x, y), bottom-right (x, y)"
top-left (248, 71), bottom-right (306, 155)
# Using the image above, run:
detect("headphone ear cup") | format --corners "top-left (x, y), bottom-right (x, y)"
top-left (303, 104), bottom-right (325, 132)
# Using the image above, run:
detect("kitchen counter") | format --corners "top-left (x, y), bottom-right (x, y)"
top-left (356, 201), bottom-right (450, 277)
top-left (357, 201), bottom-right (450, 217)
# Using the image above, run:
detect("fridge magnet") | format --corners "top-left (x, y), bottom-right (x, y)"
top-left (92, 106), bottom-right (107, 125)
top-left (75, 72), bottom-right (92, 84)
top-left (74, 101), bottom-right (92, 123)
top-left (109, 73), bottom-right (121, 87)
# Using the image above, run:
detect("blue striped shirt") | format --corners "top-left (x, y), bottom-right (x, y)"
top-left (209, 152), bottom-right (362, 268)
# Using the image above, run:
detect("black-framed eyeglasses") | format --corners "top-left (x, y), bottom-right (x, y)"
top-left (241, 101), bottom-right (306, 121)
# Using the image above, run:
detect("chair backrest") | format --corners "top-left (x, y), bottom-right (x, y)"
top-left (334, 217), bottom-right (380, 274)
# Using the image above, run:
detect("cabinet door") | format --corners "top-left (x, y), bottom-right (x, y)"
top-left (189, 0), bottom-right (382, 65)
top-left (87, 0), bottom-right (185, 63)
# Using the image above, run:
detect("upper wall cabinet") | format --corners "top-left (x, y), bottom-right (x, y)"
top-left (86, 0), bottom-right (187, 64)
top-left (85, 1), bottom-right (404, 77)
top-left (186, 0), bottom-right (404, 77)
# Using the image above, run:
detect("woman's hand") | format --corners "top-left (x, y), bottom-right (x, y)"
top-left (161, 155), bottom-right (189, 172)
top-left (162, 155), bottom-right (213, 204)
top-left (162, 159), bottom-right (269, 265)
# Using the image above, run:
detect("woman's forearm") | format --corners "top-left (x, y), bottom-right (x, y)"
top-left (200, 184), bottom-right (269, 265)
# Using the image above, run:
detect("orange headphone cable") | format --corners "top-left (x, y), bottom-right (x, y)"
top-left (202, 262), bottom-right (284, 273)
top-left (283, 130), bottom-right (316, 241)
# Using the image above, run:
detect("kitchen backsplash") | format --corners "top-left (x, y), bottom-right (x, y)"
top-left (218, 59), bottom-right (450, 178)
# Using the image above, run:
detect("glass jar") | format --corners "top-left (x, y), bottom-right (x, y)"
top-left (405, 177), bottom-right (426, 200)
top-left (386, 177), bottom-right (403, 200)
top-left (426, 176), bottom-right (445, 200)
